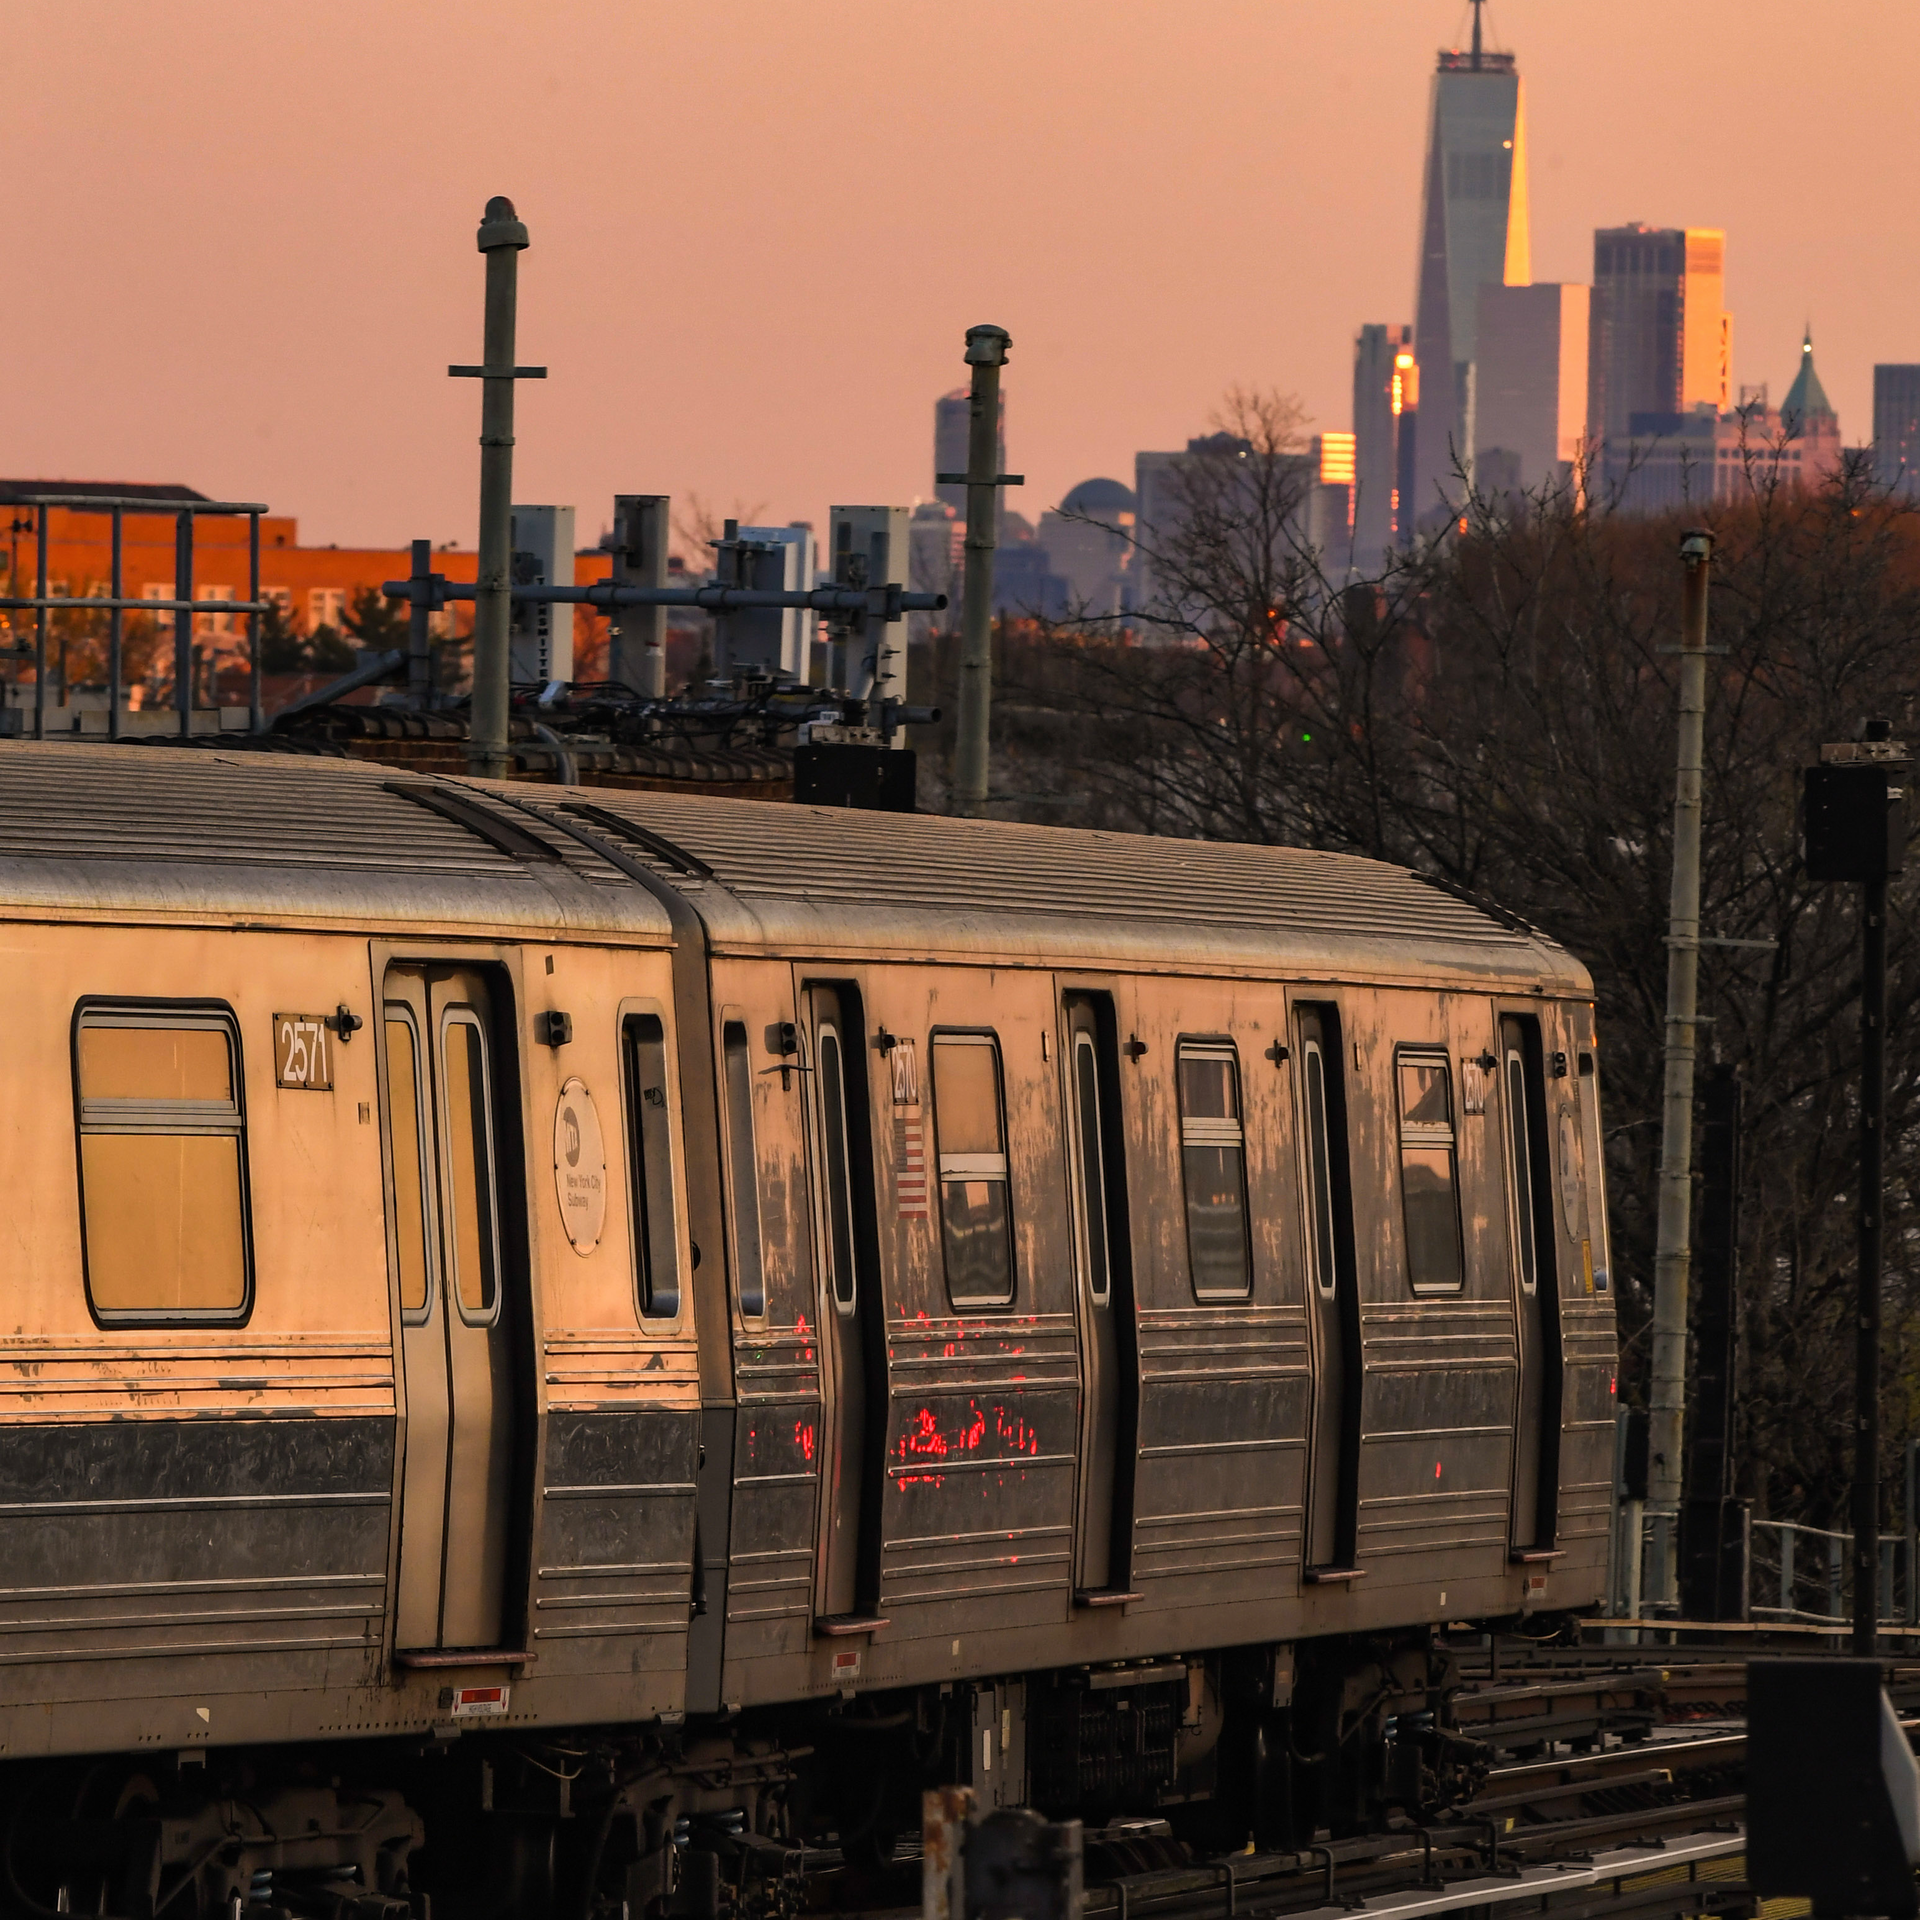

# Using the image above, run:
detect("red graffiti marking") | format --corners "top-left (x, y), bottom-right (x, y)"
top-left (795, 1420), bottom-right (816, 1465)
top-left (895, 1400), bottom-right (1041, 1489)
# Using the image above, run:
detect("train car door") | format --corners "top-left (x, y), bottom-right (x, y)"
top-left (1297, 1003), bottom-right (1362, 1574)
top-left (1062, 992), bottom-right (1137, 1596)
top-left (384, 967), bottom-right (520, 1651)
top-left (804, 984), bottom-right (885, 1624)
top-left (1500, 1013), bottom-right (1563, 1554)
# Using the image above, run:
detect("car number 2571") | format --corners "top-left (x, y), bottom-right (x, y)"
top-left (274, 1013), bottom-right (334, 1091)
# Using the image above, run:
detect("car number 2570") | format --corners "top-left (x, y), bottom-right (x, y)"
top-left (274, 1013), bottom-right (334, 1091)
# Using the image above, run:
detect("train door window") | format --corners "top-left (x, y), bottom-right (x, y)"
top-left (384, 1011), bottom-right (433, 1320)
top-left (932, 1032), bottom-right (1015, 1307)
top-left (722, 1019), bottom-right (766, 1319)
top-left (1504, 1043), bottom-right (1539, 1295)
top-left (623, 1013), bottom-right (681, 1320)
top-left (1178, 1041), bottom-right (1251, 1300)
top-left (438, 1009), bottom-right (501, 1323)
top-left (816, 1021), bottom-right (859, 1315)
top-left (1578, 1049), bottom-right (1611, 1292)
top-left (1301, 1033), bottom-right (1338, 1297)
top-left (1396, 1049), bottom-right (1463, 1293)
top-left (1072, 1032), bottom-right (1111, 1307)
top-left (74, 1007), bottom-right (250, 1322)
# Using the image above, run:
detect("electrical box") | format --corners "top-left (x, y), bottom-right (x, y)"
top-left (508, 504), bottom-right (576, 685)
top-left (719, 524), bottom-right (815, 679)
top-left (827, 505), bottom-right (908, 701)
top-left (1749, 1659), bottom-right (1920, 1911)
top-left (794, 740), bottom-right (916, 812)
top-left (1804, 755), bottom-right (1908, 883)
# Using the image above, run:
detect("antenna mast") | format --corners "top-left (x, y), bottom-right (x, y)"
top-left (1471, 0), bottom-right (1484, 68)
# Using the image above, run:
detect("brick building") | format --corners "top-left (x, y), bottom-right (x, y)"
top-left (0, 481), bottom-right (623, 710)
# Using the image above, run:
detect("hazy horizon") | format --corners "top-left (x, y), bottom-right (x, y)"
top-left (4, 0), bottom-right (1908, 548)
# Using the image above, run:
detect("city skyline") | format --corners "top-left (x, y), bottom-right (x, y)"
top-left (0, 0), bottom-right (1908, 546)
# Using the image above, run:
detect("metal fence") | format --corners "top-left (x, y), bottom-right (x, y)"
top-left (1748, 1519), bottom-right (1914, 1628)
top-left (1607, 1415), bottom-right (1920, 1628)
top-left (0, 495), bottom-right (271, 739)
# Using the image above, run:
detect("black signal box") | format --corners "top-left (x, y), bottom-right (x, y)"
top-left (1804, 760), bottom-right (1908, 884)
top-left (794, 742), bottom-right (917, 813)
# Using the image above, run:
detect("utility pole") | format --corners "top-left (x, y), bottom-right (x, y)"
top-left (453, 197), bottom-right (543, 779)
top-left (946, 324), bottom-right (1017, 820)
top-left (1647, 527), bottom-right (1714, 1611)
top-left (1860, 850), bottom-right (1889, 1657)
top-left (1804, 719), bottom-right (1909, 1656)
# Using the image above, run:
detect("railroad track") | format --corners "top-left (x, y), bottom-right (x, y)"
top-left (816, 1632), bottom-right (1920, 1918)
top-left (817, 1721), bottom-right (1755, 1918)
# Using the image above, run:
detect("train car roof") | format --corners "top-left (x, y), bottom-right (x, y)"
top-left (492, 782), bottom-right (1590, 992)
top-left (0, 746), bottom-right (1587, 992)
top-left (0, 744), bottom-right (671, 939)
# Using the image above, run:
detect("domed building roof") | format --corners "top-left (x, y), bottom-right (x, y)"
top-left (1060, 476), bottom-right (1136, 518)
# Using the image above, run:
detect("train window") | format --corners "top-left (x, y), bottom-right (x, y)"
top-left (1178, 1042), bottom-right (1251, 1300)
top-left (1301, 1037), bottom-right (1338, 1297)
top-left (439, 1010), bottom-right (501, 1324)
top-left (1071, 1032), bottom-right (1111, 1308)
top-left (817, 1022), bottom-right (859, 1315)
top-left (1578, 1049), bottom-right (1612, 1293)
top-left (384, 1011), bottom-right (433, 1318)
top-left (74, 1007), bottom-right (250, 1323)
top-left (722, 1020), bottom-right (766, 1319)
top-left (932, 1032), bottom-right (1015, 1307)
top-left (1396, 1050), bottom-right (1464, 1292)
top-left (1504, 1047), bottom-right (1539, 1295)
top-left (623, 1013), bottom-right (681, 1320)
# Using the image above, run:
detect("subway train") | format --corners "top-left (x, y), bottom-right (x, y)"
top-left (0, 744), bottom-right (1616, 1918)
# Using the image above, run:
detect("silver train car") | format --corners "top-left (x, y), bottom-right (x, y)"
top-left (0, 745), bottom-right (1616, 1917)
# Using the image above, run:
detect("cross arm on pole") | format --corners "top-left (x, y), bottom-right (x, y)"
top-left (380, 570), bottom-right (946, 620)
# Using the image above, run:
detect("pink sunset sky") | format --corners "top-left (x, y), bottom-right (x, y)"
top-left (6, 0), bottom-right (1910, 547)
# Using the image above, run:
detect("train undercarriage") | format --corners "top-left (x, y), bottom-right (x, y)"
top-left (0, 1629), bottom-right (1508, 1920)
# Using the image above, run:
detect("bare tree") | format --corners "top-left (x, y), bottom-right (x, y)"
top-left (1011, 392), bottom-right (1920, 1532)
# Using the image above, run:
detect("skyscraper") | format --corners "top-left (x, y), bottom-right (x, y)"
top-left (1409, 1), bottom-right (1529, 530)
top-left (1474, 283), bottom-right (1589, 495)
top-left (933, 386), bottom-right (1006, 530)
top-left (933, 390), bottom-right (970, 514)
top-left (1587, 226), bottom-right (1730, 446)
top-left (1873, 364), bottom-right (1920, 494)
top-left (1352, 323), bottom-right (1414, 567)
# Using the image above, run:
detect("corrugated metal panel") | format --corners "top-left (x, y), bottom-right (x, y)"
top-left (553, 793), bottom-right (1510, 938)
top-left (0, 746), bottom-right (666, 936)
top-left (0, 749), bottom-right (1583, 984)
top-left (0, 746), bottom-right (517, 874)
top-left (504, 786), bottom-right (1584, 985)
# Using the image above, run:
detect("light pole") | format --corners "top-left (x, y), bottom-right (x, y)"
top-left (946, 324), bottom-right (1017, 819)
top-left (452, 196), bottom-right (544, 779)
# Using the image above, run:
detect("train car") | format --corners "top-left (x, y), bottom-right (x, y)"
top-left (0, 744), bottom-right (1616, 1918)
